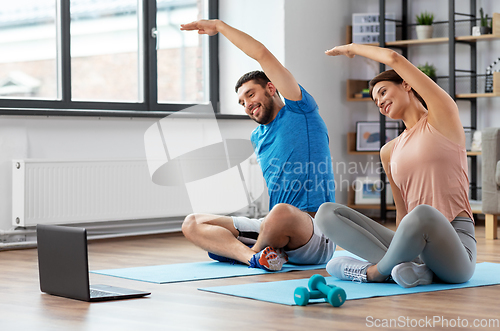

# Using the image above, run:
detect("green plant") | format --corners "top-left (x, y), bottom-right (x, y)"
top-left (417, 62), bottom-right (437, 78)
top-left (480, 8), bottom-right (490, 27)
top-left (416, 11), bottom-right (434, 25)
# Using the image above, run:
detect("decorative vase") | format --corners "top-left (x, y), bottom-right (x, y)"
top-left (416, 25), bottom-right (433, 40)
top-left (480, 26), bottom-right (492, 35)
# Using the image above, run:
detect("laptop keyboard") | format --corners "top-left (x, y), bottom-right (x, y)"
top-left (90, 289), bottom-right (114, 298)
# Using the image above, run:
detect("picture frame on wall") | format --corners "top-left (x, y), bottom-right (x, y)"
top-left (354, 176), bottom-right (393, 205)
top-left (356, 121), bottom-right (400, 151)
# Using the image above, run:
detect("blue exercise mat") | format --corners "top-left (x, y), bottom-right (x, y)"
top-left (92, 261), bottom-right (327, 284)
top-left (199, 260), bottom-right (500, 305)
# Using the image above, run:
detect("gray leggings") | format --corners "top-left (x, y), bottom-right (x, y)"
top-left (316, 203), bottom-right (477, 283)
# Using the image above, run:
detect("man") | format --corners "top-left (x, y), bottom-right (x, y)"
top-left (180, 19), bottom-right (335, 271)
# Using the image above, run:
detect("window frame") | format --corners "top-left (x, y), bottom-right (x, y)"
top-left (0, 0), bottom-right (244, 119)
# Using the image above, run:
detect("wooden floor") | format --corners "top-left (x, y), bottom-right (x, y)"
top-left (1, 223), bottom-right (500, 331)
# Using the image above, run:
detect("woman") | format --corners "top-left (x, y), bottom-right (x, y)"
top-left (315, 43), bottom-right (476, 288)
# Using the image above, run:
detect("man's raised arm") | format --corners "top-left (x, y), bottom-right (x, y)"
top-left (181, 19), bottom-right (301, 101)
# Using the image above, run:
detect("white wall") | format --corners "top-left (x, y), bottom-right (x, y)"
top-left (283, 0), bottom-right (355, 201)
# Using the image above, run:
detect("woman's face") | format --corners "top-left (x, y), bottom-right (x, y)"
top-left (371, 81), bottom-right (410, 120)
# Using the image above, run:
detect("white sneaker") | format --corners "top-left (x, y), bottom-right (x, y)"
top-left (326, 256), bottom-right (371, 283)
top-left (391, 262), bottom-right (433, 288)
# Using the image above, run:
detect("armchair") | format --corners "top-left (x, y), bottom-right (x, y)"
top-left (481, 127), bottom-right (500, 239)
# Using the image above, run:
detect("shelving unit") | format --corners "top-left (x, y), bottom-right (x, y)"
top-left (346, 0), bottom-right (498, 220)
top-left (346, 79), bottom-right (370, 102)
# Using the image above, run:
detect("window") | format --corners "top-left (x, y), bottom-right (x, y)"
top-left (70, 0), bottom-right (141, 102)
top-left (156, 0), bottom-right (208, 103)
top-left (0, 0), bottom-right (58, 100)
top-left (0, 0), bottom-right (219, 116)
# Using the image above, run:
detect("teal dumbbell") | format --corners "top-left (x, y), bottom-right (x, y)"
top-left (294, 286), bottom-right (326, 306)
top-left (308, 274), bottom-right (346, 307)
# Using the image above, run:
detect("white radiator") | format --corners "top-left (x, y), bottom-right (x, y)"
top-left (11, 159), bottom-right (196, 227)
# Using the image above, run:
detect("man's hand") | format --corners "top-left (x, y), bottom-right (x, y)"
top-left (180, 19), bottom-right (220, 36)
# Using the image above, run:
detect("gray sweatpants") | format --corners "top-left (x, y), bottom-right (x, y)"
top-left (316, 203), bottom-right (477, 284)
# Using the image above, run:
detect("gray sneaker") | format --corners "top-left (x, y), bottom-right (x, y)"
top-left (391, 262), bottom-right (433, 288)
top-left (326, 256), bottom-right (371, 283)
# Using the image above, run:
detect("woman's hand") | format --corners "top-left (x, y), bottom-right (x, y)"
top-left (180, 19), bottom-right (220, 36)
top-left (325, 44), bottom-right (355, 58)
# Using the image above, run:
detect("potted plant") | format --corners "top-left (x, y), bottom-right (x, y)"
top-left (415, 11), bottom-right (434, 40)
top-left (417, 62), bottom-right (437, 81)
top-left (480, 8), bottom-right (492, 35)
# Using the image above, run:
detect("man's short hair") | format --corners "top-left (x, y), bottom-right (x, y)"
top-left (234, 70), bottom-right (279, 96)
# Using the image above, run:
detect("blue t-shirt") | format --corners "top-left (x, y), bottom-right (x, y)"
top-left (251, 85), bottom-right (335, 212)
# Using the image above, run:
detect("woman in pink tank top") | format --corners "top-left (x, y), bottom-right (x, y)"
top-left (315, 43), bottom-right (476, 288)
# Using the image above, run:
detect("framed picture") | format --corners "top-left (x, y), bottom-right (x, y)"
top-left (356, 121), bottom-right (400, 151)
top-left (354, 177), bottom-right (393, 205)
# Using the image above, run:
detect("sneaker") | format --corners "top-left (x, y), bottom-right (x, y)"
top-left (207, 243), bottom-right (254, 265)
top-left (326, 256), bottom-right (371, 283)
top-left (207, 252), bottom-right (242, 265)
top-left (248, 246), bottom-right (288, 271)
top-left (391, 262), bottom-right (433, 288)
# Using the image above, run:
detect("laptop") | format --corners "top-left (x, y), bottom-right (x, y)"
top-left (37, 224), bottom-right (151, 302)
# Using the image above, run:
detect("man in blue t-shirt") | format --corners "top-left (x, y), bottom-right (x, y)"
top-left (180, 19), bottom-right (335, 271)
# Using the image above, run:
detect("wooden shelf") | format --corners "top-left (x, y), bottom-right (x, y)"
top-left (346, 79), bottom-right (371, 102)
top-left (348, 35), bottom-right (500, 48)
top-left (456, 34), bottom-right (500, 42)
top-left (467, 151), bottom-right (482, 156)
top-left (385, 35), bottom-right (500, 47)
top-left (456, 93), bottom-right (500, 99)
top-left (386, 37), bottom-right (449, 46)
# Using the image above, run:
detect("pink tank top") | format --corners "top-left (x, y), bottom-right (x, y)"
top-left (390, 115), bottom-right (472, 222)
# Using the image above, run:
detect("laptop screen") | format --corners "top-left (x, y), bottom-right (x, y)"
top-left (37, 224), bottom-right (91, 301)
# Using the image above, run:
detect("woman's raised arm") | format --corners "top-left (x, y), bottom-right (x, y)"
top-left (326, 43), bottom-right (464, 146)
